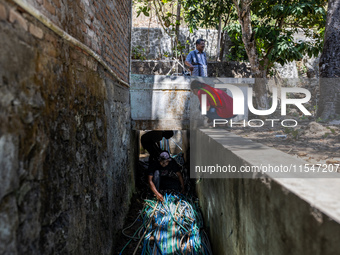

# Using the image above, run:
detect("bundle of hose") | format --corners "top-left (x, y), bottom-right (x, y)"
top-left (140, 193), bottom-right (212, 255)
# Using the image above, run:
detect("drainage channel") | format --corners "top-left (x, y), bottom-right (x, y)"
top-left (116, 128), bottom-right (340, 255)
top-left (115, 130), bottom-right (214, 254)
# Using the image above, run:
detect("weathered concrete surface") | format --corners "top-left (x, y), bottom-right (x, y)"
top-left (193, 129), bottom-right (340, 255)
top-left (130, 75), bottom-right (251, 130)
top-left (0, 1), bottom-right (136, 254)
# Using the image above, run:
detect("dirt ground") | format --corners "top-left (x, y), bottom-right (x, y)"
top-left (229, 118), bottom-right (340, 166)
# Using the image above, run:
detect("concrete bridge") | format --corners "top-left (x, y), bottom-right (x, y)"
top-left (130, 74), bottom-right (252, 130)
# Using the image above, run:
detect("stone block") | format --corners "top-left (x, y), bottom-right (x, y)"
top-left (29, 23), bottom-right (44, 39)
top-left (51, 0), bottom-right (61, 8)
top-left (43, 0), bottom-right (56, 15)
top-left (0, 135), bottom-right (19, 201)
top-left (0, 4), bottom-right (7, 21)
top-left (0, 196), bottom-right (19, 255)
top-left (81, 23), bottom-right (87, 33)
top-left (9, 9), bottom-right (28, 31)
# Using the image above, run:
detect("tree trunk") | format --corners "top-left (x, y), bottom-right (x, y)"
top-left (216, 14), bottom-right (222, 61)
top-left (175, 1), bottom-right (181, 48)
top-left (318, 0), bottom-right (340, 119)
top-left (233, 0), bottom-right (268, 109)
top-left (219, 31), bottom-right (226, 61)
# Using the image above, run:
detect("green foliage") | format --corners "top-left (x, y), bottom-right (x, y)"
top-left (132, 46), bottom-right (147, 60)
top-left (326, 126), bottom-right (336, 134)
top-left (134, 0), bottom-right (181, 31)
top-left (163, 51), bottom-right (171, 58)
top-left (133, 0), bottom-right (326, 72)
top-left (172, 41), bottom-right (187, 58)
top-left (134, 0), bottom-right (151, 17)
top-left (182, 0), bottom-right (235, 60)
top-left (218, 0), bottom-right (326, 74)
top-left (182, 0), bottom-right (235, 32)
top-left (225, 23), bottom-right (248, 61)
top-left (250, 0), bottom-right (327, 72)
top-left (316, 117), bottom-right (324, 122)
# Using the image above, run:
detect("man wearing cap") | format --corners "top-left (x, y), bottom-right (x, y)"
top-left (148, 151), bottom-right (185, 201)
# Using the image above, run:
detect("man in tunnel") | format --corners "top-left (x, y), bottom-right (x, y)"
top-left (141, 130), bottom-right (174, 162)
top-left (147, 151), bottom-right (185, 202)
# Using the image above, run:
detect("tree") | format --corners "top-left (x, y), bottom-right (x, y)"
top-left (134, 0), bottom-right (184, 57)
top-left (317, 0), bottom-right (340, 120)
top-left (231, 0), bottom-right (326, 109)
top-left (182, 0), bottom-right (235, 61)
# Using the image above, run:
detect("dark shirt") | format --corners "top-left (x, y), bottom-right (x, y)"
top-left (148, 160), bottom-right (181, 190)
top-left (148, 160), bottom-right (180, 177)
top-left (141, 131), bottom-right (164, 144)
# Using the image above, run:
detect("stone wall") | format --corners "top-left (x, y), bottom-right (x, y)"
top-left (20, 0), bottom-right (131, 80)
top-left (131, 60), bottom-right (252, 77)
top-left (132, 27), bottom-right (231, 59)
top-left (131, 27), bottom-right (320, 79)
top-left (0, 0), bottom-right (135, 254)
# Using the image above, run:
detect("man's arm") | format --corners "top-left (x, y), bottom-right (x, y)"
top-left (176, 172), bottom-right (185, 193)
top-left (148, 175), bottom-right (164, 201)
top-left (185, 52), bottom-right (194, 71)
top-left (185, 61), bottom-right (194, 71)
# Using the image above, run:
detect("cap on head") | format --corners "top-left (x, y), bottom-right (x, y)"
top-left (158, 151), bottom-right (171, 161)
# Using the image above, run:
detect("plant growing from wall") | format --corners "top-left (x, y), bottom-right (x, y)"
top-left (134, 0), bottom-right (184, 57)
top-left (132, 46), bottom-right (147, 60)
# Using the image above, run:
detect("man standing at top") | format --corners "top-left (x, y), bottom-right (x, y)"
top-left (185, 39), bottom-right (208, 77)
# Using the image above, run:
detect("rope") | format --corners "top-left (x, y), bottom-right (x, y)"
top-left (120, 193), bottom-right (212, 255)
top-left (132, 201), bottom-right (159, 255)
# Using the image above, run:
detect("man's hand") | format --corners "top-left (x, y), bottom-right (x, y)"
top-left (155, 193), bottom-right (164, 202)
top-left (185, 60), bottom-right (194, 72)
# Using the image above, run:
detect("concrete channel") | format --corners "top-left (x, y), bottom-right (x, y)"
top-left (131, 75), bottom-right (340, 254)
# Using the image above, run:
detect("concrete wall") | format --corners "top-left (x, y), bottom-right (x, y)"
top-left (130, 75), bottom-right (251, 130)
top-left (0, 0), bottom-right (135, 254)
top-left (193, 129), bottom-right (340, 255)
